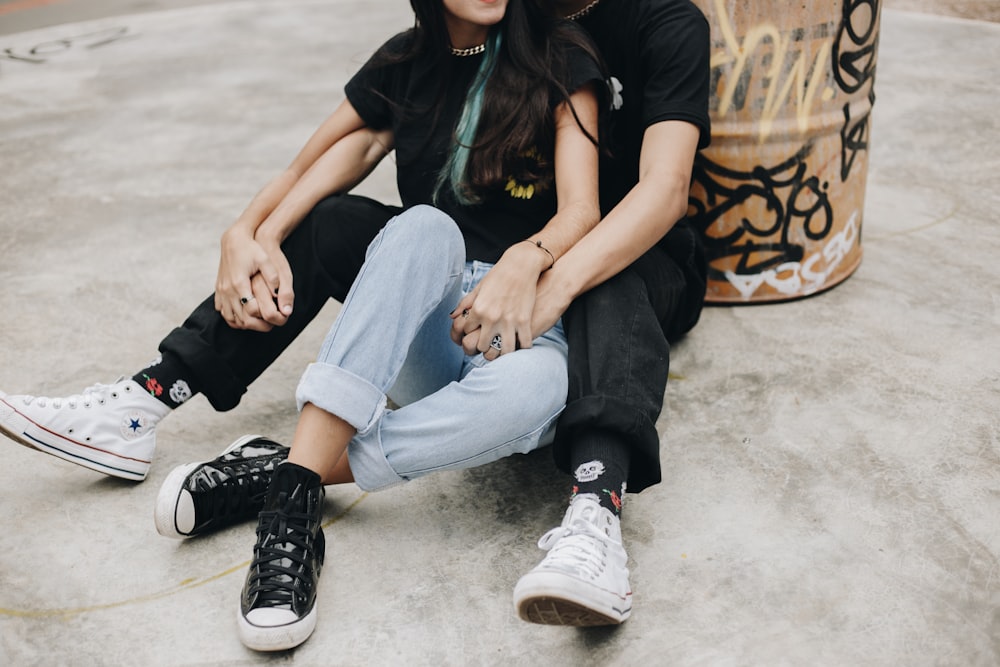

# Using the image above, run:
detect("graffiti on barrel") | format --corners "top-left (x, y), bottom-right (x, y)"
top-left (835, 0), bottom-right (879, 183)
top-left (689, 0), bottom-right (881, 302)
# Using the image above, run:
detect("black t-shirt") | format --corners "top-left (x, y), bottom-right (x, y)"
top-left (576, 0), bottom-right (711, 215)
top-left (345, 30), bottom-right (605, 263)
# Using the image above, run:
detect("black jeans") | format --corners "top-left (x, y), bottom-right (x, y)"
top-left (159, 194), bottom-right (401, 410)
top-left (160, 194), bottom-right (706, 494)
top-left (552, 220), bottom-right (707, 493)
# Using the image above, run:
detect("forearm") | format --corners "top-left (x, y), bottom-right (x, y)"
top-left (501, 199), bottom-right (601, 275)
top-left (551, 175), bottom-right (689, 298)
top-left (548, 120), bottom-right (701, 300)
top-left (224, 99), bottom-right (370, 244)
top-left (255, 129), bottom-right (392, 246)
top-left (506, 86), bottom-right (601, 272)
top-left (225, 170), bottom-right (298, 240)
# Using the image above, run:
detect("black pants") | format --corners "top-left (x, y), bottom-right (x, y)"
top-left (160, 194), bottom-right (706, 494)
top-left (159, 194), bottom-right (401, 410)
top-left (553, 221), bottom-right (707, 493)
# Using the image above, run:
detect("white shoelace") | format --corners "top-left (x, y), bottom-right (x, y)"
top-left (18, 379), bottom-right (123, 409)
top-left (537, 520), bottom-right (619, 580)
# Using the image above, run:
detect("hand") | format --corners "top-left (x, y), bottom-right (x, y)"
top-left (214, 228), bottom-right (288, 331)
top-left (449, 245), bottom-right (544, 360)
top-left (530, 267), bottom-right (574, 338)
top-left (246, 237), bottom-right (295, 326)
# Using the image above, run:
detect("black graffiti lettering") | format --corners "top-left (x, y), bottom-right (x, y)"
top-left (840, 88), bottom-right (875, 181)
top-left (29, 38), bottom-right (74, 57)
top-left (833, 0), bottom-right (880, 94)
top-left (0, 26), bottom-right (132, 70)
top-left (688, 145), bottom-right (832, 281)
top-left (77, 26), bottom-right (133, 50)
top-left (0, 49), bottom-right (46, 64)
top-left (833, 0), bottom-right (880, 184)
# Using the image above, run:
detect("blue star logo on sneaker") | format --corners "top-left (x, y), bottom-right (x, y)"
top-left (120, 411), bottom-right (149, 440)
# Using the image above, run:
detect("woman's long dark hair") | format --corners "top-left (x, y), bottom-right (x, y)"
top-left (398, 0), bottom-right (606, 203)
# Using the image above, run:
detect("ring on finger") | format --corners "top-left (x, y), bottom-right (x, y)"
top-left (489, 334), bottom-right (502, 352)
top-left (240, 296), bottom-right (255, 306)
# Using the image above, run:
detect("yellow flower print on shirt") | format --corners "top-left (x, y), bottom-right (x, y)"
top-left (505, 178), bottom-right (535, 200)
top-left (503, 146), bottom-right (549, 200)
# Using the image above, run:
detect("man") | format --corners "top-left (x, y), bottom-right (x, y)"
top-left (0, 0), bottom-right (709, 626)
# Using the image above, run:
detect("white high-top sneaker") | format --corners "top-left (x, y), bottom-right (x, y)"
top-left (0, 378), bottom-right (170, 481)
top-left (513, 494), bottom-right (632, 625)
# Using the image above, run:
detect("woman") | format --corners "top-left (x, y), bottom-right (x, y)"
top-left (234, 0), bottom-right (606, 651)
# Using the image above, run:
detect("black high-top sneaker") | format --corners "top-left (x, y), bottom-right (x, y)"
top-left (154, 434), bottom-right (290, 539)
top-left (238, 462), bottom-right (325, 652)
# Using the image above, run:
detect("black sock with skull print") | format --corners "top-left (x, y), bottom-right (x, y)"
top-left (132, 352), bottom-right (201, 410)
top-left (568, 430), bottom-right (631, 516)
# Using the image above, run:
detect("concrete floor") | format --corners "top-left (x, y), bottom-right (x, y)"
top-left (1, 1), bottom-right (998, 665)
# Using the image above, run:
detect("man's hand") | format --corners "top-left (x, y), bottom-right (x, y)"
top-left (530, 267), bottom-right (574, 338)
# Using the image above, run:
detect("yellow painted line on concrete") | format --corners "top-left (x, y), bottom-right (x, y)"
top-left (0, 491), bottom-right (369, 619)
top-left (866, 198), bottom-right (961, 242)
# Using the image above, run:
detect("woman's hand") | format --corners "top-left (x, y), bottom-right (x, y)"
top-left (450, 243), bottom-right (550, 360)
top-left (214, 227), bottom-right (286, 331)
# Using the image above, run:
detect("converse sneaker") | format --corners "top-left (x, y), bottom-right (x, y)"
top-left (154, 434), bottom-right (289, 539)
top-left (0, 378), bottom-right (170, 481)
top-left (239, 462), bottom-right (325, 652)
top-left (513, 494), bottom-right (632, 626)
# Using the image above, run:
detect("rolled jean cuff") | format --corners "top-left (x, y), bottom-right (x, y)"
top-left (295, 362), bottom-right (386, 435)
top-left (347, 429), bottom-right (407, 492)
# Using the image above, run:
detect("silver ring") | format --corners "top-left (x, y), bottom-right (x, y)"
top-left (462, 308), bottom-right (470, 318)
top-left (240, 296), bottom-right (255, 306)
top-left (489, 334), bottom-right (502, 352)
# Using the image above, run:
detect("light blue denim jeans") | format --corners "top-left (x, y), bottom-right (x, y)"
top-left (295, 205), bottom-right (568, 491)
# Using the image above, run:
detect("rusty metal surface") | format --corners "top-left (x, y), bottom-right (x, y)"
top-left (690, 0), bottom-right (879, 303)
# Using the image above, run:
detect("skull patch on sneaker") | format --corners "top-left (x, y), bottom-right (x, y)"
top-left (574, 460), bottom-right (606, 483)
top-left (120, 411), bottom-right (150, 440)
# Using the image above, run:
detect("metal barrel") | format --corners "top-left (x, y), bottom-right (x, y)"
top-left (688, 0), bottom-right (881, 303)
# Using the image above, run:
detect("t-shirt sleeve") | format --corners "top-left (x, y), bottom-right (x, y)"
top-left (640, 5), bottom-right (712, 148)
top-left (562, 25), bottom-right (609, 109)
top-left (343, 32), bottom-right (412, 130)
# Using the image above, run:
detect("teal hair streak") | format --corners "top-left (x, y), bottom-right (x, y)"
top-left (433, 29), bottom-right (503, 206)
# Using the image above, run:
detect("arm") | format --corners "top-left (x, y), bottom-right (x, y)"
top-left (528, 119), bottom-right (702, 335)
top-left (240, 126), bottom-right (393, 328)
top-left (451, 83), bottom-right (601, 357)
top-left (215, 100), bottom-right (391, 329)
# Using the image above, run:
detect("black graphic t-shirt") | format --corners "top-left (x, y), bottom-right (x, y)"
top-left (345, 28), bottom-right (605, 263)
top-left (576, 0), bottom-right (712, 215)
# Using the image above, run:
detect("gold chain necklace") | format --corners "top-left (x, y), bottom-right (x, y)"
top-left (450, 43), bottom-right (486, 57)
top-left (566, 0), bottom-right (603, 21)
top-left (449, 1), bottom-right (602, 55)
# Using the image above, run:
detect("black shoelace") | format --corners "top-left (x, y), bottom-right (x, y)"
top-left (192, 454), bottom-right (284, 527)
top-left (245, 498), bottom-right (321, 611)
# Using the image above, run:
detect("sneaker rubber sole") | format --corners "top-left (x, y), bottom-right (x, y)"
top-left (0, 395), bottom-right (149, 481)
top-left (237, 603), bottom-right (319, 652)
top-left (154, 433), bottom-right (266, 539)
top-left (514, 572), bottom-right (632, 626)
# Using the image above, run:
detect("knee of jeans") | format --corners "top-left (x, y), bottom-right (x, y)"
top-left (382, 205), bottom-right (464, 266)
